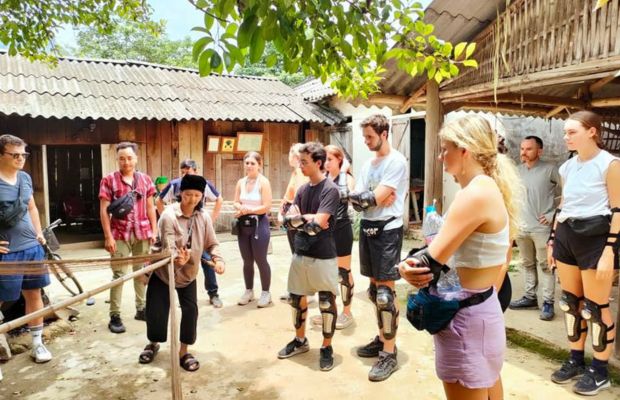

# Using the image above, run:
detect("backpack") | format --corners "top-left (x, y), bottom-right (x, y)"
top-left (107, 173), bottom-right (141, 219)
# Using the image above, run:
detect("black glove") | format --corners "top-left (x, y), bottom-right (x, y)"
top-left (283, 215), bottom-right (306, 231)
top-left (407, 247), bottom-right (449, 287)
top-left (349, 191), bottom-right (377, 212)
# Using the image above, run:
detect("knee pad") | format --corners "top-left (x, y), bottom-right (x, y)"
top-left (559, 291), bottom-right (587, 342)
top-left (582, 299), bottom-right (615, 352)
top-left (289, 294), bottom-right (307, 329)
top-left (367, 283), bottom-right (377, 304)
top-left (376, 285), bottom-right (398, 340)
top-left (318, 291), bottom-right (337, 339)
top-left (338, 268), bottom-right (354, 307)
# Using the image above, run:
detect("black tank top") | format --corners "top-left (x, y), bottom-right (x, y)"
top-left (333, 175), bottom-right (350, 222)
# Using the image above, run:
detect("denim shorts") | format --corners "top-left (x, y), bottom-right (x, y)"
top-left (0, 245), bottom-right (48, 302)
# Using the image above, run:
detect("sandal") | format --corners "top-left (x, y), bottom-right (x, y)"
top-left (180, 353), bottom-right (200, 372)
top-left (139, 343), bottom-right (159, 364)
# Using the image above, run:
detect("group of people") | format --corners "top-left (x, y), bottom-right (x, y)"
top-left (0, 110), bottom-right (617, 398)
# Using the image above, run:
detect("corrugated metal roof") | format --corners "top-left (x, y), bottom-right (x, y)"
top-left (380, 0), bottom-right (506, 97)
top-left (294, 78), bottom-right (336, 102)
top-left (0, 53), bottom-right (345, 124)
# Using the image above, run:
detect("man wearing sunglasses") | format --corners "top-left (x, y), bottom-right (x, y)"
top-left (99, 142), bottom-right (158, 334)
top-left (0, 134), bottom-right (51, 380)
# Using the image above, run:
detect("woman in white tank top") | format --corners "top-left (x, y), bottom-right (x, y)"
top-left (399, 115), bottom-right (523, 400)
top-left (546, 111), bottom-right (619, 395)
top-left (233, 152), bottom-right (273, 308)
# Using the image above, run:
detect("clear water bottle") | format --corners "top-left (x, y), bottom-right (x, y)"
top-left (436, 267), bottom-right (462, 300)
top-left (422, 202), bottom-right (443, 245)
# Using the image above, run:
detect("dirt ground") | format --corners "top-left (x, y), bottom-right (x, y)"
top-left (1, 236), bottom-right (619, 399)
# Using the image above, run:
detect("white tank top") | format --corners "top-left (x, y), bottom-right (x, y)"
top-left (240, 176), bottom-right (263, 207)
top-left (558, 150), bottom-right (618, 222)
top-left (453, 223), bottom-right (510, 268)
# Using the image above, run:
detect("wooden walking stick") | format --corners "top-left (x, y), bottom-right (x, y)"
top-left (168, 256), bottom-right (183, 400)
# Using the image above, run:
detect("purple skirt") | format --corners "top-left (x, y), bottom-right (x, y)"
top-left (433, 288), bottom-right (505, 389)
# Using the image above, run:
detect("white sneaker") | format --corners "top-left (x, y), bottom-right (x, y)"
top-left (0, 333), bottom-right (11, 361)
top-left (31, 343), bottom-right (52, 363)
top-left (257, 291), bottom-right (272, 308)
top-left (238, 289), bottom-right (255, 306)
top-left (335, 313), bottom-right (354, 330)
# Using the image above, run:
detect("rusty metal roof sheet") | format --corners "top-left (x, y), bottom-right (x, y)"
top-left (0, 53), bottom-right (344, 124)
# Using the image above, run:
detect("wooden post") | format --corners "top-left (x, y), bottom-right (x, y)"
top-left (168, 257), bottom-right (183, 400)
top-left (423, 80), bottom-right (444, 214)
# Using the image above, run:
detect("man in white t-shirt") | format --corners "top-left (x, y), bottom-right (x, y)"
top-left (349, 114), bottom-right (408, 382)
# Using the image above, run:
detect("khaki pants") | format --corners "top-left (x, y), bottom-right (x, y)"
top-left (516, 231), bottom-right (555, 304)
top-left (109, 235), bottom-right (150, 317)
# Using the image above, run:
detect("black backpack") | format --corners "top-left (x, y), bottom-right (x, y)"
top-left (0, 174), bottom-right (28, 228)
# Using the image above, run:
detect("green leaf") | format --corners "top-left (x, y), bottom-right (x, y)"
top-left (463, 59), bottom-right (478, 68)
top-left (210, 51), bottom-right (222, 70)
top-left (225, 23), bottom-right (238, 37)
top-left (196, 0), bottom-right (207, 8)
top-left (465, 42), bottom-right (476, 58)
top-left (198, 48), bottom-right (215, 76)
top-left (223, 51), bottom-right (233, 70)
top-left (454, 42), bottom-right (466, 59)
top-left (427, 65), bottom-right (436, 79)
top-left (265, 53), bottom-right (278, 67)
top-left (238, 14), bottom-right (258, 49)
top-left (192, 36), bottom-right (212, 61)
top-left (191, 27), bottom-right (210, 34)
top-left (424, 24), bottom-right (434, 36)
top-left (304, 27), bottom-right (314, 40)
top-left (204, 13), bottom-right (214, 31)
top-left (249, 27), bottom-right (265, 63)
top-left (449, 63), bottom-right (459, 76)
top-left (434, 72), bottom-right (443, 84)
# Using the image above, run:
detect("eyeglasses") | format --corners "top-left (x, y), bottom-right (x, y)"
top-left (3, 152), bottom-right (30, 160)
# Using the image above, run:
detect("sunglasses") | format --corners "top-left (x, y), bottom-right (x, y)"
top-left (4, 152), bottom-right (30, 160)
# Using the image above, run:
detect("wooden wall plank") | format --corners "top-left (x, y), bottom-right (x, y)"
top-left (178, 121), bottom-right (192, 164)
top-left (160, 121), bottom-right (172, 179)
top-left (189, 120), bottom-right (204, 175)
top-left (145, 120), bottom-right (160, 178)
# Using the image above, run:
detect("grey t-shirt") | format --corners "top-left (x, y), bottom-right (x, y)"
top-left (518, 160), bottom-right (561, 233)
top-left (0, 171), bottom-right (38, 252)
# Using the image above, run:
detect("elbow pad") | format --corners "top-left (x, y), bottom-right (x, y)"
top-left (408, 247), bottom-right (449, 287)
top-left (283, 215), bottom-right (306, 231)
top-left (349, 191), bottom-right (377, 212)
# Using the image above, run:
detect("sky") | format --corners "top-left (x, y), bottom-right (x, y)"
top-left (55, 0), bottom-right (204, 50)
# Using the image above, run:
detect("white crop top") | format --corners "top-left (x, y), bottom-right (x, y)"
top-left (240, 176), bottom-right (263, 207)
top-left (453, 223), bottom-right (510, 269)
top-left (558, 150), bottom-right (618, 222)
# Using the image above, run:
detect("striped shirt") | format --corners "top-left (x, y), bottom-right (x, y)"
top-left (99, 171), bottom-right (156, 241)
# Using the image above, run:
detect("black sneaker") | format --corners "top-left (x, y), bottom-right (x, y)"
top-left (551, 359), bottom-right (586, 384)
top-left (573, 366), bottom-right (611, 395)
top-left (509, 296), bottom-right (538, 310)
top-left (277, 338), bottom-right (309, 359)
top-left (319, 346), bottom-right (334, 371)
top-left (357, 336), bottom-right (384, 358)
top-left (108, 315), bottom-right (126, 334)
top-left (368, 351), bottom-right (398, 382)
top-left (540, 302), bottom-right (555, 321)
top-left (134, 309), bottom-right (146, 321)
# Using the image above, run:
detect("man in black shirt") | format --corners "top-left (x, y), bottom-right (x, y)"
top-left (278, 142), bottom-right (340, 371)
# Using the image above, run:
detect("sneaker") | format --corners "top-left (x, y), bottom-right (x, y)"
top-left (31, 343), bottom-right (52, 363)
top-left (509, 296), bottom-right (539, 310)
top-left (279, 293), bottom-right (291, 303)
top-left (540, 302), bottom-right (555, 321)
top-left (336, 313), bottom-right (354, 330)
top-left (278, 337), bottom-right (310, 359)
top-left (238, 289), bottom-right (254, 306)
top-left (209, 295), bottom-right (223, 308)
top-left (134, 309), bottom-right (146, 321)
top-left (0, 333), bottom-right (11, 361)
top-left (108, 315), bottom-right (126, 334)
top-left (257, 291), bottom-right (272, 308)
top-left (573, 366), bottom-right (611, 395)
top-left (319, 345), bottom-right (334, 371)
top-left (368, 351), bottom-right (398, 382)
top-left (551, 359), bottom-right (586, 384)
top-left (357, 336), bottom-right (384, 358)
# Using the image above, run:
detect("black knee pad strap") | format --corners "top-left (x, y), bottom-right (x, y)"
top-left (290, 294), bottom-right (307, 329)
top-left (582, 299), bottom-right (615, 352)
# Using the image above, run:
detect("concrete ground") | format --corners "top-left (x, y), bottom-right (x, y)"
top-left (1, 236), bottom-right (619, 399)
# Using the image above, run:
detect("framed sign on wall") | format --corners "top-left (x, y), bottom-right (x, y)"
top-left (207, 136), bottom-right (221, 153)
top-left (235, 132), bottom-right (264, 153)
top-left (221, 136), bottom-right (236, 153)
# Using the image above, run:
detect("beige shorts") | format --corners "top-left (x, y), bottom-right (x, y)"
top-left (287, 254), bottom-right (339, 296)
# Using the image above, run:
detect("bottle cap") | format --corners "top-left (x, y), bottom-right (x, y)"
top-left (425, 205), bottom-right (436, 213)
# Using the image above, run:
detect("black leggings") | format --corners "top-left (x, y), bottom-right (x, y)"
top-left (146, 273), bottom-right (198, 345)
top-left (238, 214), bottom-right (271, 291)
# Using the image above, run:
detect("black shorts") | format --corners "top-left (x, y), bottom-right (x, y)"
top-left (552, 221), bottom-right (614, 270)
top-left (359, 227), bottom-right (402, 281)
top-left (334, 220), bottom-right (353, 257)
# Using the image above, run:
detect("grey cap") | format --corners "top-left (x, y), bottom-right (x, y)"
top-left (180, 159), bottom-right (197, 170)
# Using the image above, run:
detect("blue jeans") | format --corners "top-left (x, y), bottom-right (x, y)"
top-left (201, 251), bottom-right (218, 297)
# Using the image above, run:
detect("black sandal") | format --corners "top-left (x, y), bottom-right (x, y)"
top-left (139, 343), bottom-right (159, 364)
top-left (180, 353), bottom-right (200, 372)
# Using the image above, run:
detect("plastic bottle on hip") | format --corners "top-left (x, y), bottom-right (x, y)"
top-left (422, 200), bottom-right (461, 299)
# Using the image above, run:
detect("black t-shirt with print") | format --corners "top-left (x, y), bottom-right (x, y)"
top-left (293, 177), bottom-right (339, 259)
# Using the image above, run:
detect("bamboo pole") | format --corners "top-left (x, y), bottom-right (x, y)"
top-left (0, 257), bottom-right (171, 334)
top-left (168, 257), bottom-right (183, 400)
